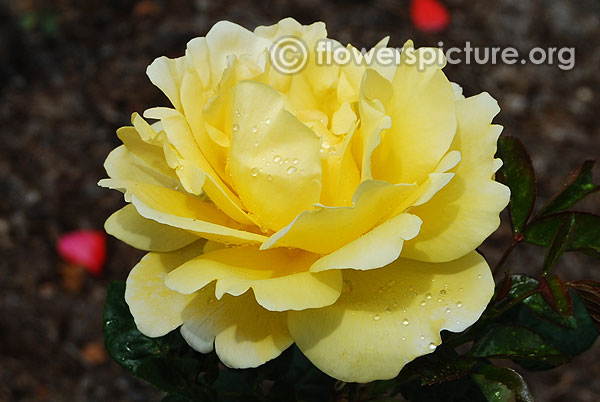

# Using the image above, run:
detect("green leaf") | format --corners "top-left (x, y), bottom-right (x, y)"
top-left (399, 376), bottom-right (487, 402)
top-left (539, 276), bottom-right (573, 318)
top-left (568, 280), bottom-right (600, 332)
top-left (538, 160), bottom-right (599, 216)
top-left (471, 365), bottom-right (533, 402)
top-left (265, 346), bottom-right (335, 402)
top-left (103, 281), bottom-right (215, 401)
top-left (501, 276), bottom-right (598, 366)
top-left (525, 212), bottom-right (600, 258)
top-left (497, 136), bottom-right (536, 234)
top-left (399, 346), bottom-right (476, 386)
top-left (470, 325), bottom-right (568, 365)
top-left (542, 214), bottom-right (577, 274)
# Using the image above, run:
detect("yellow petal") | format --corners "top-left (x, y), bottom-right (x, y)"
top-left (181, 286), bottom-right (292, 368)
top-left (125, 244), bottom-right (205, 337)
top-left (143, 107), bottom-right (256, 226)
top-left (205, 21), bottom-right (271, 84)
top-left (401, 93), bottom-right (510, 262)
top-left (261, 180), bottom-right (416, 254)
top-left (105, 204), bottom-right (199, 252)
top-left (288, 251), bottom-right (494, 382)
top-left (371, 42), bottom-right (457, 185)
top-left (310, 213), bottom-right (422, 272)
top-left (165, 246), bottom-right (342, 311)
top-left (354, 69), bottom-right (392, 181)
top-left (116, 125), bottom-right (176, 178)
top-left (128, 181), bottom-right (267, 245)
top-left (229, 81), bottom-right (322, 231)
top-left (146, 56), bottom-right (186, 111)
top-left (98, 145), bottom-right (180, 201)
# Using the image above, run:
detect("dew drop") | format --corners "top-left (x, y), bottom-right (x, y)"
top-left (420, 335), bottom-right (425, 340)
top-left (292, 158), bottom-right (299, 165)
top-left (250, 168), bottom-right (259, 177)
top-left (283, 158), bottom-right (289, 164)
top-left (477, 274), bottom-right (482, 279)
top-left (428, 342), bottom-right (437, 351)
top-left (322, 141), bottom-right (331, 150)
top-left (232, 124), bottom-right (239, 132)
top-left (251, 126), bottom-right (258, 134)
top-left (437, 298), bottom-right (443, 303)
top-left (234, 109), bottom-right (241, 117)
top-left (286, 166), bottom-right (297, 175)
top-left (253, 141), bottom-right (259, 147)
top-left (265, 118), bottom-right (271, 125)
top-left (456, 301), bottom-right (463, 308)
top-left (420, 301), bottom-right (427, 307)
top-left (273, 155), bottom-right (281, 163)
top-left (445, 307), bottom-right (452, 313)
top-left (402, 337), bottom-right (407, 341)
top-left (402, 318), bottom-right (410, 326)
top-left (425, 293), bottom-right (432, 300)
top-left (458, 287), bottom-right (463, 292)
top-left (439, 289), bottom-right (447, 296)
top-left (373, 314), bottom-right (381, 321)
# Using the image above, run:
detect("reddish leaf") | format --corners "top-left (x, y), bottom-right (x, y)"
top-left (540, 276), bottom-right (573, 318)
top-left (410, 0), bottom-right (451, 33)
top-left (495, 274), bottom-right (512, 302)
top-left (57, 230), bottom-right (106, 275)
top-left (569, 280), bottom-right (600, 332)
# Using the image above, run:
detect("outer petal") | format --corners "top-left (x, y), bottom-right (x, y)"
top-left (105, 204), bottom-right (199, 252)
top-left (205, 21), bottom-right (271, 84)
top-left (128, 182), bottom-right (267, 245)
top-left (261, 180), bottom-right (416, 254)
top-left (288, 251), bottom-right (494, 382)
top-left (165, 246), bottom-right (342, 311)
top-left (401, 93), bottom-right (510, 262)
top-left (181, 286), bottom-right (292, 368)
top-left (229, 81), bottom-right (322, 231)
top-left (125, 243), bottom-right (204, 337)
top-left (371, 41), bottom-right (457, 185)
top-left (310, 213), bottom-right (422, 272)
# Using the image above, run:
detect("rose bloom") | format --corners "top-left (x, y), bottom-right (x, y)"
top-left (100, 18), bottom-right (509, 382)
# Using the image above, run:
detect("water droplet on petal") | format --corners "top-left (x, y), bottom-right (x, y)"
top-left (458, 287), bottom-right (463, 292)
top-left (250, 168), bottom-right (259, 177)
top-left (234, 109), bottom-right (241, 117)
top-left (232, 124), bottom-right (239, 132)
top-left (445, 307), bottom-right (452, 313)
top-left (420, 335), bottom-right (425, 340)
top-left (373, 314), bottom-right (381, 321)
top-left (292, 158), bottom-right (299, 165)
top-left (437, 298), bottom-right (443, 303)
top-left (420, 301), bottom-right (427, 307)
top-left (265, 118), bottom-right (271, 125)
top-left (439, 289), bottom-right (447, 296)
top-left (456, 301), bottom-right (463, 308)
top-left (286, 166), bottom-right (297, 175)
top-left (273, 155), bottom-right (281, 163)
top-left (477, 274), bottom-right (482, 279)
top-left (402, 318), bottom-right (410, 326)
top-left (252, 126), bottom-right (258, 134)
top-left (402, 337), bottom-right (407, 341)
top-left (425, 293), bottom-right (432, 300)
top-left (428, 342), bottom-right (437, 351)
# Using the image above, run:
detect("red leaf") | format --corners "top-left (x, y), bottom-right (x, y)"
top-left (410, 0), bottom-right (451, 33)
top-left (57, 230), bottom-right (106, 275)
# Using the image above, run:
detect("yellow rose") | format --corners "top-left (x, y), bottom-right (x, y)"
top-left (100, 18), bottom-right (509, 382)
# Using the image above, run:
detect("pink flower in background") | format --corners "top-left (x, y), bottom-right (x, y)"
top-left (410, 0), bottom-right (451, 33)
top-left (57, 230), bottom-right (107, 275)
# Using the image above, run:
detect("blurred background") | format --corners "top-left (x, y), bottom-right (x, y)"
top-left (0, 0), bottom-right (599, 401)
